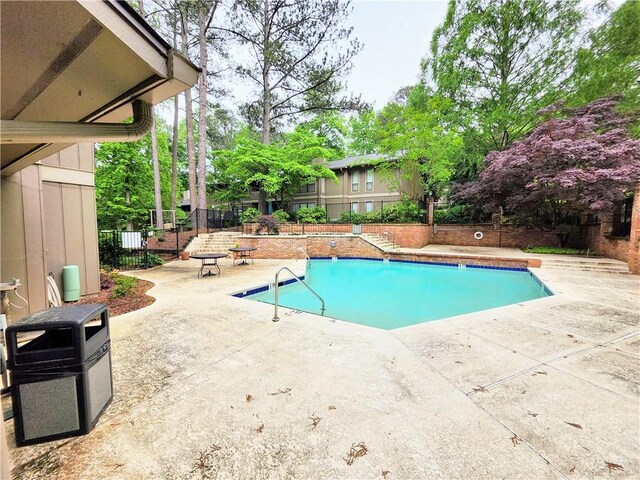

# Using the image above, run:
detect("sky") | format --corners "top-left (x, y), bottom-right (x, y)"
top-left (348, 0), bottom-right (449, 108)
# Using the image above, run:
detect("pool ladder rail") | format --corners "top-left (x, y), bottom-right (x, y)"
top-left (295, 247), bottom-right (311, 266)
top-left (272, 267), bottom-right (325, 322)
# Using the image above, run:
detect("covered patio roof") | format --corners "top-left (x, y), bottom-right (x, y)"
top-left (0, 0), bottom-right (199, 176)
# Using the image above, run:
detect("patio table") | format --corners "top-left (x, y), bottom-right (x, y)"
top-left (190, 253), bottom-right (227, 278)
top-left (228, 247), bottom-right (257, 266)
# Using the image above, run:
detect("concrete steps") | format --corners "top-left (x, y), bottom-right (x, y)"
top-left (540, 257), bottom-right (630, 274)
top-left (360, 233), bottom-right (400, 251)
top-left (186, 232), bottom-right (240, 254)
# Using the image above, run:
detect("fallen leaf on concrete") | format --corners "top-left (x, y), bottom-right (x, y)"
top-left (269, 388), bottom-right (291, 396)
top-left (605, 462), bottom-right (624, 472)
top-left (254, 423), bottom-right (264, 433)
top-left (382, 469), bottom-right (391, 478)
top-left (565, 422), bottom-right (583, 429)
top-left (569, 466), bottom-right (576, 473)
top-left (246, 394), bottom-right (253, 402)
top-left (532, 371), bottom-right (548, 376)
top-left (567, 334), bottom-right (575, 338)
top-left (520, 389), bottom-right (526, 394)
top-left (328, 406), bottom-right (336, 410)
top-left (344, 442), bottom-right (368, 466)
top-left (510, 434), bottom-right (519, 447)
top-left (527, 411), bottom-right (539, 417)
top-left (454, 360), bottom-right (463, 364)
top-left (309, 414), bottom-right (322, 430)
top-left (472, 386), bottom-right (487, 392)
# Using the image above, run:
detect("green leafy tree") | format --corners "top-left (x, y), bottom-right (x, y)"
top-left (95, 120), bottom-right (178, 230)
top-left (213, 127), bottom-right (338, 212)
top-left (570, 0), bottom-right (640, 111)
top-left (221, 0), bottom-right (361, 212)
top-left (374, 97), bottom-right (465, 200)
top-left (424, 0), bottom-right (583, 154)
top-left (95, 140), bottom-right (155, 230)
top-left (347, 108), bottom-right (377, 155)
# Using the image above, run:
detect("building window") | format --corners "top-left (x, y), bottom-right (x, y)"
top-left (612, 196), bottom-right (633, 237)
top-left (351, 171), bottom-right (359, 192)
top-left (351, 202), bottom-right (359, 213)
top-left (366, 169), bottom-right (374, 191)
top-left (292, 202), bottom-right (316, 212)
top-left (365, 201), bottom-right (373, 213)
top-left (298, 182), bottom-right (316, 193)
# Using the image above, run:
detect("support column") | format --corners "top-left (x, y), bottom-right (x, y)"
top-left (627, 183), bottom-right (640, 274)
top-left (427, 196), bottom-right (435, 225)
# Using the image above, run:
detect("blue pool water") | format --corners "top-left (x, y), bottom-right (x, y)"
top-left (241, 259), bottom-right (550, 329)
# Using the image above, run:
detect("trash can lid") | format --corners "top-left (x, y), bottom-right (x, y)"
top-left (6, 304), bottom-right (107, 332)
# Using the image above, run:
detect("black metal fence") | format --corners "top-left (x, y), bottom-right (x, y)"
top-left (98, 230), bottom-right (150, 270)
top-left (185, 208), bottom-right (241, 232)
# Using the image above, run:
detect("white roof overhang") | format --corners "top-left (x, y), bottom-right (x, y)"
top-left (0, 0), bottom-right (199, 176)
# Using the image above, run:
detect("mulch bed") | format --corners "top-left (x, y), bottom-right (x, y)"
top-left (76, 277), bottom-right (155, 317)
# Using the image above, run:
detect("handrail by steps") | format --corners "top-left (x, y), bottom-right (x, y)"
top-left (272, 267), bottom-right (325, 322)
top-left (296, 246), bottom-right (311, 262)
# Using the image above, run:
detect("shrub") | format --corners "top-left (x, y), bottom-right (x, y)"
top-left (240, 207), bottom-right (260, 224)
top-left (433, 204), bottom-right (489, 224)
top-left (296, 206), bottom-right (327, 224)
top-left (271, 209), bottom-right (290, 223)
top-left (380, 200), bottom-right (424, 223)
top-left (100, 272), bottom-right (114, 290)
top-left (255, 215), bottom-right (279, 234)
top-left (337, 211), bottom-right (376, 224)
top-left (522, 246), bottom-right (598, 256)
top-left (112, 275), bottom-right (136, 297)
top-left (147, 253), bottom-right (164, 267)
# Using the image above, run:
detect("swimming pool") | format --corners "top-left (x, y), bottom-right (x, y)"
top-left (237, 259), bottom-right (551, 329)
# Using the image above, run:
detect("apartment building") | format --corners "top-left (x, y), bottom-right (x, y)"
top-left (241, 154), bottom-right (417, 220)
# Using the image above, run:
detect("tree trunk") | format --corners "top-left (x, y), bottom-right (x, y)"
top-left (151, 109), bottom-right (164, 229)
top-left (125, 190), bottom-right (133, 231)
top-left (180, 7), bottom-right (197, 215)
top-left (258, 0), bottom-right (270, 214)
top-left (170, 12), bottom-right (179, 213)
top-left (197, 5), bottom-right (209, 211)
top-left (170, 94), bottom-right (179, 212)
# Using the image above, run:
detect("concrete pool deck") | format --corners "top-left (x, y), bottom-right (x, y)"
top-left (4, 253), bottom-right (639, 479)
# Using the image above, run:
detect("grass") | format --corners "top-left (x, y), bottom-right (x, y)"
top-left (522, 246), bottom-right (598, 256)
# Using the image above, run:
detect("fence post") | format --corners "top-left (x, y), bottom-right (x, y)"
top-left (175, 228), bottom-right (180, 258)
top-left (380, 200), bottom-right (384, 222)
top-left (195, 208), bottom-right (199, 236)
top-left (143, 231), bottom-right (149, 268)
top-left (111, 231), bottom-right (116, 270)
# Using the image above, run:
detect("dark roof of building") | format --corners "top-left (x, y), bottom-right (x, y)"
top-left (327, 153), bottom-right (391, 170)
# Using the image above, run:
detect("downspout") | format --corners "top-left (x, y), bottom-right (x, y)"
top-left (0, 100), bottom-right (153, 144)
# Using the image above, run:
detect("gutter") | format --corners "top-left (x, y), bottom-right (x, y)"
top-left (0, 100), bottom-right (153, 144)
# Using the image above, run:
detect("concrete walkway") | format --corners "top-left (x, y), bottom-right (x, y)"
top-left (5, 253), bottom-right (639, 479)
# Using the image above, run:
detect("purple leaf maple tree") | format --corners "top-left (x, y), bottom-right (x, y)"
top-left (456, 96), bottom-right (640, 224)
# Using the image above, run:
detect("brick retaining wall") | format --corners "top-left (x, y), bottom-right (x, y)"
top-left (239, 234), bottom-right (538, 268)
top-left (242, 223), bottom-right (429, 248)
top-left (429, 224), bottom-right (563, 248)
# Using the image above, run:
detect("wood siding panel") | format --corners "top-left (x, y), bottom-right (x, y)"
top-left (20, 166), bottom-right (47, 312)
top-left (78, 143), bottom-right (94, 172)
top-left (61, 184), bottom-right (87, 294)
top-left (42, 182), bottom-right (66, 293)
top-left (81, 186), bottom-right (100, 294)
top-left (40, 150), bottom-right (61, 167)
top-left (59, 144), bottom-right (80, 170)
top-left (0, 173), bottom-right (29, 322)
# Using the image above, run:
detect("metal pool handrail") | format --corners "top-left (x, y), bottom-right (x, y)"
top-left (295, 246), bottom-right (311, 262)
top-left (272, 267), bottom-right (325, 322)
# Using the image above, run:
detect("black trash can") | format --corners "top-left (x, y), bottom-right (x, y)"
top-left (6, 304), bottom-right (112, 446)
